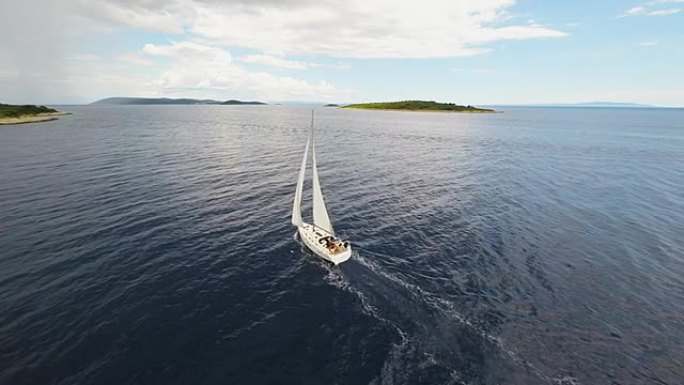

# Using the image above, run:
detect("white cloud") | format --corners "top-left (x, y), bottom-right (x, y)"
top-left (81, 0), bottom-right (567, 59)
top-left (619, 1), bottom-right (682, 17)
top-left (143, 40), bottom-right (220, 58)
top-left (648, 8), bottom-right (681, 15)
top-left (140, 41), bottom-right (348, 100)
top-left (623, 6), bottom-right (648, 16)
top-left (239, 54), bottom-right (350, 70)
top-left (77, 0), bottom-right (185, 33)
top-left (117, 52), bottom-right (155, 66)
top-left (240, 54), bottom-right (310, 70)
top-left (638, 40), bottom-right (659, 46)
top-left (314, 62), bottom-right (351, 70)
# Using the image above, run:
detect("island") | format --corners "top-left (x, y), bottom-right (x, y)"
top-left (0, 103), bottom-right (70, 125)
top-left (323, 103), bottom-right (340, 107)
top-left (91, 97), bottom-right (266, 105)
top-left (221, 99), bottom-right (266, 105)
top-left (342, 100), bottom-right (495, 113)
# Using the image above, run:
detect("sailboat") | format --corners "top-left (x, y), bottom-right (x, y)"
top-left (292, 112), bottom-right (352, 265)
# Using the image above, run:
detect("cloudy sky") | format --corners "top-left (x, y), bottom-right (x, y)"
top-left (1, 0), bottom-right (683, 105)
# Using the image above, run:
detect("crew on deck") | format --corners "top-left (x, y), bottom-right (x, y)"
top-left (319, 236), bottom-right (347, 253)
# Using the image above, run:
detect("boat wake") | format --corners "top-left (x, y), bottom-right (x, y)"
top-left (319, 250), bottom-right (573, 385)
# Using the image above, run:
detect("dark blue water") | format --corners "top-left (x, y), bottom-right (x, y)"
top-left (1, 106), bottom-right (683, 385)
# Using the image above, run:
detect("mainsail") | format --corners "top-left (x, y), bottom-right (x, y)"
top-left (292, 138), bottom-right (310, 226)
top-left (311, 140), bottom-right (334, 234)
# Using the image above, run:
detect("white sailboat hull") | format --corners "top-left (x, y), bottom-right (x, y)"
top-left (297, 223), bottom-right (351, 265)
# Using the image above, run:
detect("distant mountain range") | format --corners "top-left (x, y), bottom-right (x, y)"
top-left (505, 101), bottom-right (655, 108)
top-left (91, 97), bottom-right (266, 105)
top-left (570, 101), bottom-right (653, 107)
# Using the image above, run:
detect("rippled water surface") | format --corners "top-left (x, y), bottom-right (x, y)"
top-left (2, 105), bottom-right (683, 385)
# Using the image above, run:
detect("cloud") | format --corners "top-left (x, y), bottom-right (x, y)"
top-left (648, 8), bottom-right (681, 15)
top-left (81, 0), bottom-right (567, 59)
top-left (638, 40), bottom-right (659, 46)
top-left (76, 0), bottom-right (185, 33)
top-left (2, 0), bottom-right (568, 103)
top-left (0, 0), bottom-right (81, 102)
top-left (239, 54), bottom-right (350, 70)
top-left (318, 62), bottom-right (351, 70)
top-left (117, 52), bottom-right (155, 66)
top-left (240, 54), bottom-right (310, 70)
top-left (618, 1), bottom-right (683, 17)
top-left (140, 41), bottom-right (348, 100)
top-left (623, 6), bottom-right (648, 16)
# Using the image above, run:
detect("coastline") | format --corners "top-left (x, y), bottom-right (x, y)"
top-left (0, 112), bottom-right (71, 125)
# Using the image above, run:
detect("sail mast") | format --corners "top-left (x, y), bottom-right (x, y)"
top-left (292, 138), bottom-right (310, 226)
top-left (310, 110), bottom-right (335, 234)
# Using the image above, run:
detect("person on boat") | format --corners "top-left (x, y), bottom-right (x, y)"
top-left (319, 236), bottom-right (333, 249)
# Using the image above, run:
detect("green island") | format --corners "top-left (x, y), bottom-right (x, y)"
top-left (0, 103), bottom-right (69, 125)
top-left (342, 100), bottom-right (495, 113)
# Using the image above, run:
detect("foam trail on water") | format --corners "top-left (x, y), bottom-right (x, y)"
top-left (322, 249), bottom-right (561, 385)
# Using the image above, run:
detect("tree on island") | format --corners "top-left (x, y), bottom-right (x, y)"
top-left (0, 103), bottom-right (58, 118)
top-left (343, 100), bottom-right (494, 112)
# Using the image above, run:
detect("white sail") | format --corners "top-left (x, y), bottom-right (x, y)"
top-left (292, 138), bottom-right (310, 226)
top-left (311, 140), bottom-right (334, 234)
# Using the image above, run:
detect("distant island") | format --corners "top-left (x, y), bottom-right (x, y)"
top-left (91, 97), bottom-right (267, 105)
top-left (221, 99), bottom-right (266, 105)
top-left (572, 101), bottom-right (653, 108)
top-left (343, 100), bottom-right (495, 113)
top-left (512, 101), bottom-right (655, 108)
top-left (323, 103), bottom-right (340, 107)
top-left (0, 103), bottom-right (70, 125)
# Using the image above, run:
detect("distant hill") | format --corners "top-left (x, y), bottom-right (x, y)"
top-left (512, 101), bottom-right (655, 108)
top-left (91, 97), bottom-right (266, 105)
top-left (572, 101), bottom-right (653, 108)
top-left (343, 100), bottom-right (495, 113)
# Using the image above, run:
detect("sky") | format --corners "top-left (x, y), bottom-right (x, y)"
top-left (1, 0), bottom-right (683, 106)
